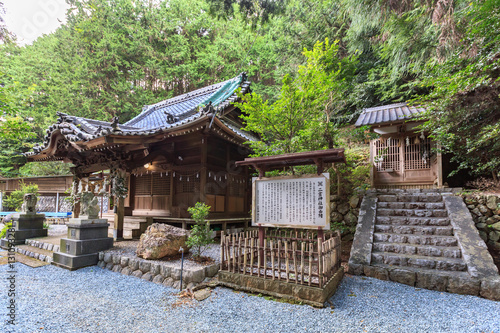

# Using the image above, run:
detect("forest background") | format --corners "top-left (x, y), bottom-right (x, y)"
top-left (0, 0), bottom-right (498, 190)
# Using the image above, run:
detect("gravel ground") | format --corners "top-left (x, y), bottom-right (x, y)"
top-left (1, 260), bottom-right (499, 333)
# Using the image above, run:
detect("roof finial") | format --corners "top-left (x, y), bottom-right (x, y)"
top-left (111, 116), bottom-right (121, 132)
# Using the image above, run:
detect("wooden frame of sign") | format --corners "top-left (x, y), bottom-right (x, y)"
top-left (251, 173), bottom-right (330, 230)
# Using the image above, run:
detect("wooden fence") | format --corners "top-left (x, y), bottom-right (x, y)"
top-left (220, 228), bottom-right (341, 288)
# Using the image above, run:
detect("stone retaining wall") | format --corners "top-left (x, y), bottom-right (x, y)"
top-left (330, 194), bottom-right (362, 238)
top-left (97, 252), bottom-right (219, 290)
top-left (462, 194), bottom-right (500, 250)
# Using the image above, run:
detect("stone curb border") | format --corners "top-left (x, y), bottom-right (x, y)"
top-left (97, 251), bottom-right (219, 290)
top-left (12, 239), bottom-right (60, 264)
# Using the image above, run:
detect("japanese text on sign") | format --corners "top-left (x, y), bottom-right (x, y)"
top-left (252, 173), bottom-right (330, 229)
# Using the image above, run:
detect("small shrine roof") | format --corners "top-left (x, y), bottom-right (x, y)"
top-left (355, 103), bottom-right (426, 127)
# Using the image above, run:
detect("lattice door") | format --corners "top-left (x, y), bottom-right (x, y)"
top-left (374, 137), bottom-right (401, 172)
top-left (404, 136), bottom-right (431, 170)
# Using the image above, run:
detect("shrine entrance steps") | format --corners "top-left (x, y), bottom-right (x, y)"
top-left (105, 215), bottom-right (153, 240)
top-left (348, 189), bottom-right (500, 300)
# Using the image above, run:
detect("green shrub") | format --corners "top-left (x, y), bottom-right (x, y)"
top-left (186, 202), bottom-right (213, 258)
top-left (0, 222), bottom-right (12, 239)
top-left (330, 145), bottom-right (371, 197)
top-left (3, 181), bottom-right (39, 211)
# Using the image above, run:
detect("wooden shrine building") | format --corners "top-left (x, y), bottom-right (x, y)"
top-left (26, 73), bottom-right (256, 238)
top-left (355, 103), bottom-right (443, 188)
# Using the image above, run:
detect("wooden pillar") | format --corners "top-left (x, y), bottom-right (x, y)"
top-left (258, 225), bottom-right (265, 264)
top-left (399, 135), bottom-right (405, 182)
top-left (72, 177), bottom-right (81, 218)
top-left (200, 135), bottom-right (208, 203)
top-left (225, 143), bottom-right (230, 213)
top-left (114, 197), bottom-right (124, 240)
top-left (113, 170), bottom-right (126, 241)
top-left (370, 141), bottom-right (375, 188)
top-left (436, 142), bottom-right (443, 187)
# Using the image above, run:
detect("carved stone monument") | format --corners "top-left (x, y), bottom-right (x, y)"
top-left (52, 191), bottom-right (113, 270)
top-left (0, 193), bottom-right (47, 249)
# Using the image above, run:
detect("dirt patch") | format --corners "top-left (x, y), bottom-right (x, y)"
top-left (190, 255), bottom-right (215, 265)
top-left (487, 244), bottom-right (500, 273)
top-left (341, 239), bottom-right (353, 273)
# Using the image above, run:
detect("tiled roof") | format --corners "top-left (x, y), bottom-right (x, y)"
top-left (355, 103), bottom-right (426, 127)
top-left (28, 73), bottom-right (254, 156)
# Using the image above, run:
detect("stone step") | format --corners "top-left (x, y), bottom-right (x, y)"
top-left (377, 194), bottom-right (443, 203)
top-left (123, 228), bottom-right (142, 239)
top-left (377, 202), bottom-right (445, 210)
top-left (372, 188), bottom-right (459, 195)
top-left (107, 225), bottom-right (143, 239)
top-left (377, 208), bottom-right (448, 217)
top-left (376, 216), bottom-right (451, 226)
top-left (16, 244), bottom-right (55, 263)
top-left (108, 221), bottom-right (147, 230)
top-left (374, 224), bottom-right (454, 236)
top-left (25, 239), bottom-right (60, 252)
top-left (373, 232), bottom-right (458, 247)
top-left (371, 251), bottom-right (467, 271)
top-left (370, 263), bottom-right (470, 279)
top-left (372, 242), bottom-right (462, 258)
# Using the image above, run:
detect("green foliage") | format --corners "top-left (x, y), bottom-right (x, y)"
top-left (237, 38), bottom-right (358, 156)
top-left (330, 144), bottom-right (371, 197)
top-left (3, 181), bottom-right (39, 211)
top-left (415, 0), bottom-right (500, 178)
top-left (0, 0), bottom-right (497, 181)
top-left (205, 0), bottom-right (287, 28)
top-left (18, 162), bottom-right (73, 177)
top-left (0, 222), bottom-right (13, 239)
top-left (186, 202), bottom-right (213, 258)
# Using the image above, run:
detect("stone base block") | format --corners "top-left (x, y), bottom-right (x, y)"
top-left (60, 237), bottom-right (113, 256)
top-left (68, 218), bottom-right (108, 225)
top-left (218, 267), bottom-right (344, 308)
top-left (52, 252), bottom-right (98, 271)
top-left (12, 228), bottom-right (48, 241)
top-left (66, 223), bottom-right (109, 240)
top-left (16, 214), bottom-right (45, 229)
top-left (364, 265), bottom-right (389, 280)
top-left (480, 278), bottom-right (500, 301)
top-left (0, 238), bottom-right (17, 249)
top-left (389, 269), bottom-right (416, 286)
top-left (416, 272), bottom-right (448, 292)
top-left (447, 276), bottom-right (480, 296)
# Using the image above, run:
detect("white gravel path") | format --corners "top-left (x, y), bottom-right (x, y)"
top-left (1, 259), bottom-right (499, 333)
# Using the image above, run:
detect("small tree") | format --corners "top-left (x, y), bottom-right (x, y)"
top-left (186, 202), bottom-right (213, 258)
top-left (3, 181), bottom-right (39, 211)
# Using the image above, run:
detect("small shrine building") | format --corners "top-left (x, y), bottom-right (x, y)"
top-left (355, 103), bottom-right (444, 189)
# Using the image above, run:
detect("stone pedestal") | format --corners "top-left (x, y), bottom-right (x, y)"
top-left (0, 213), bottom-right (47, 249)
top-left (52, 218), bottom-right (113, 271)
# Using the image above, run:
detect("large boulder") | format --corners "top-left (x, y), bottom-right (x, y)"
top-left (136, 223), bottom-right (190, 260)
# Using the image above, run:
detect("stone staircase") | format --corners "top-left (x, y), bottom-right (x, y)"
top-left (15, 239), bottom-right (60, 264)
top-left (349, 189), bottom-right (500, 300)
top-left (372, 192), bottom-right (467, 274)
top-left (105, 215), bottom-right (153, 239)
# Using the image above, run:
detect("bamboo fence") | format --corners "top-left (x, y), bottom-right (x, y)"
top-left (220, 228), bottom-right (341, 288)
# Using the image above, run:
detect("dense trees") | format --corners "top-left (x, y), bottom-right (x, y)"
top-left (0, 0), bottom-right (498, 179)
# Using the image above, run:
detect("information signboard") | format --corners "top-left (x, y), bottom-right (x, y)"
top-left (252, 173), bottom-right (330, 229)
